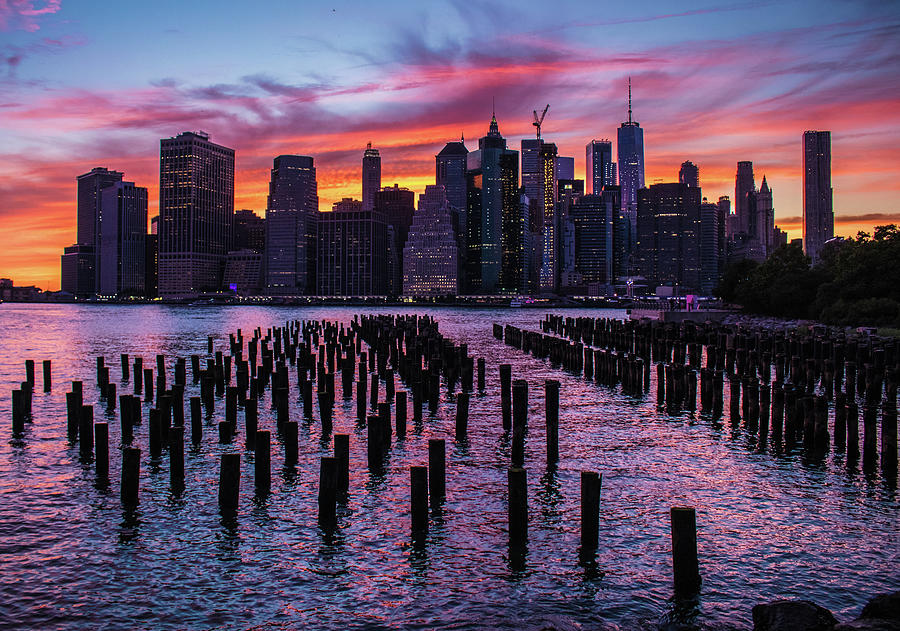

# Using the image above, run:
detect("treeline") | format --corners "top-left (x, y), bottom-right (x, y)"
top-left (716, 224), bottom-right (900, 327)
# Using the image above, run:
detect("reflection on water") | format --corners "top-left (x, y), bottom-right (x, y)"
top-left (0, 303), bottom-right (897, 629)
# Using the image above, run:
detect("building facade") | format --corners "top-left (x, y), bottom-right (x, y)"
top-left (362, 143), bottom-right (381, 212)
top-left (316, 201), bottom-right (388, 296)
top-left (636, 183), bottom-right (702, 294)
top-left (98, 181), bottom-right (148, 296)
top-left (158, 131), bottom-right (235, 297)
top-left (586, 139), bottom-right (616, 194)
top-left (403, 185), bottom-right (458, 295)
top-left (617, 82), bottom-right (645, 247)
top-left (375, 184), bottom-right (415, 296)
top-left (803, 130), bottom-right (833, 264)
top-left (679, 161), bottom-right (699, 188)
top-left (265, 155), bottom-right (318, 295)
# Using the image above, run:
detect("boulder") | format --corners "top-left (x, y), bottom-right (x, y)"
top-left (861, 592), bottom-right (900, 622)
top-left (752, 599), bottom-right (837, 631)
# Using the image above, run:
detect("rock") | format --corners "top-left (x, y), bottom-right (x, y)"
top-left (752, 599), bottom-right (837, 631)
top-left (834, 621), bottom-right (900, 631)
top-left (861, 592), bottom-right (900, 622)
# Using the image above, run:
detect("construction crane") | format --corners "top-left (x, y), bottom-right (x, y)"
top-left (532, 104), bottom-right (550, 140)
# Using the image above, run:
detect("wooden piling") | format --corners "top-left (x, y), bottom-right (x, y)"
top-left (170, 426), bottom-right (184, 491)
top-left (218, 453), bottom-right (240, 512)
top-left (580, 471), bottom-right (601, 552)
top-left (508, 467), bottom-right (527, 546)
top-left (255, 430), bottom-right (271, 494)
top-left (396, 390), bottom-right (407, 438)
top-left (284, 421), bottom-right (298, 464)
top-left (670, 506), bottom-right (701, 597)
top-left (318, 456), bottom-right (338, 528)
top-left (95, 423), bottom-right (109, 480)
top-left (190, 396), bottom-right (202, 444)
top-left (334, 433), bottom-right (350, 495)
top-left (546, 379), bottom-right (559, 466)
top-left (500, 364), bottom-right (512, 430)
top-left (121, 447), bottom-right (140, 505)
top-left (455, 392), bottom-right (469, 439)
top-left (428, 439), bottom-right (446, 505)
top-left (411, 465), bottom-right (429, 536)
top-left (80, 405), bottom-right (94, 457)
top-left (42, 359), bottom-right (51, 392)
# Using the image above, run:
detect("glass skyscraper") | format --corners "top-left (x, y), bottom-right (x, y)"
top-left (265, 155), bottom-right (318, 295)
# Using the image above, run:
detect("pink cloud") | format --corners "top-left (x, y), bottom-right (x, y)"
top-left (0, 0), bottom-right (61, 32)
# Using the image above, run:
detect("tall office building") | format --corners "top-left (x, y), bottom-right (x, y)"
top-left (679, 161), bottom-right (699, 188)
top-left (466, 113), bottom-right (518, 294)
top-left (717, 196), bottom-right (730, 269)
top-left (233, 209), bottom-right (265, 253)
top-left (158, 131), bottom-right (234, 297)
top-left (403, 185), bottom-right (459, 295)
top-left (699, 198), bottom-right (720, 295)
top-left (60, 245), bottom-right (95, 298)
top-left (98, 181), bottom-right (147, 296)
top-left (375, 184), bottom-right (415, 295)
top-left (73, 167), bottom-right (124, 293)
top-left (803, 130), bottom-right (833, 264)
top-left (556, 156), bottom-right (575, 181)
top-left (617, 80), bottom-right (645, 241)
top-left (265, 155), bottom-right (318, 295)
top-left (316, 200), bottom-right (388, 296)
top-left (586, 140), bottom-right (616, 194)
top-left (734, 161), bottom-right (755, 235)
top-left (522, 139), bottom-right (559, 292)
top-left (570, 193), bottom-right (615, 288)
top-left (636, 183), bottom-right (702, 294)
top-left (757, 176), bottom-right (775, 256)
top-left (436, 139), bottom-right (469, 282)
top-left (362, 143), bottom-right (381, 212)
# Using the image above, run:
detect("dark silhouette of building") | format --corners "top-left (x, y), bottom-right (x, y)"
top-left (374, 184), bottom-right (415, 295)
top-left (467, 112), bottom-right (518, 294)
top-left (60, 244), bottom-right (95, 298)
top-left (73, 167), bottom-right (124, 294)
top-left (223, 250), bottom-right (263, 295)
top-left (316, 200), bottom-right (388, 296)
top-left (734, 161), bottom-right (755, 236)
top-left (570, 192), bottom-right (616, 288)
top-left (233, 209), bottom-right (265, 253)
top-left (757, 176), bottom-right (775, 255)
top-left (98, 181), bottom-right (147, 296)
top-left (716, 196), bottom-right (730, 270)
top-left (362, 143), bottom-right (381, 212)
top-left (803, 130), bottom-right (833, 264)
top-left (636, 183), bottom-right (702, 294)
top-left (556, 156), bottom-right (574, 181)
top-left (586, 139), bottom-right (616, 194)
top-left (617, 79), bottom-right (644, 248)
top-left (700, 198), bottom-right (719, 295)
top-left (265, 155), bottom-right (318, 295)
top-left (679, 161), bottom-right (699, 188)
top-left (145, 234), bottom-right (157, 298)
top-left (158, 131), bottom-right (234, 297)
top-left (436, 138), bottom-right (469, 284)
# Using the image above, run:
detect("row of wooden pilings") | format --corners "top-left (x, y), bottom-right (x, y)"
top-left (10, 314), bottom-right (702, 598)
top-left (496, 315), bottom-right (899, 473)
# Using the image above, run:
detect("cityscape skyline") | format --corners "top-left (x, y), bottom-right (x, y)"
top-left (1, 0), bottom-right (899, 288)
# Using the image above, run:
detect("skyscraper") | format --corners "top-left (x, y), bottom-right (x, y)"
top-left (265, 155), bottom-right (318, 295)
top-left (699, 198), bottom-right (719, 295)
top-left (362, 143), bottom-right (381, 212)
top-left (570, 192), bottom-right (615, 288)
top-left (436, 138), bottom-right (469, 283)
top-left (734, 161), bottom-right (755, 235)
top-left (403, 185), bottom-right (459, 296)
top-left (158, 131), bottom-right (234, 297)
top-left (556, 156), bottom-right (575, 181)
top-left (98, 180), bottom-right (147, 296)
top-left (679, 161), bottom-right (699, 188)
top-left (636, 183), bottom-right (702, 294)
top-left (466, 113), bottom-right (518, 294)
top-left (233, 209), bottom-right (265, 253)
top-left (757, 176), bottom-right (774, 256)
top-left (617, 79), bottom-right (644, 242)
top-left (74, 166), bottom-right (124, 293)
top-left (375, 184), bottom-right (415, 296)
top-left (316, 200), bottom-right (388, 296)
top-left (803, 130), bottom-right (833, 264)
top-left (522, 138), bottom-right (559, 292)
top-left (586, 140), bottom-right (616, 194)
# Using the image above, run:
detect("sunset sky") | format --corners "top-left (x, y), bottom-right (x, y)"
top-left (1, 0), bottom-right (899, 289)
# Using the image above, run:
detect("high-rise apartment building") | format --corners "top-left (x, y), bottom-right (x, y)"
top-left (158, 131), bottom-right (234, 297)
top-left (98, 181), bottom-right (147, 296)
top-left (73, 167), bottom-right (124, 293)
top-left (362, 143), bottom-right (381, 212)
top-left (679, 161), bottom-right (699, 188)
top-left (617, 81), bottom-right (644, 243)
top-left (265, 155), bottom-right (318, 295)
top-left (586, 140), bottom-right (616, 194)
top-left (403, 185), bottom-right (459, 296)
top-left (636, 183), bottom-right (702, 294)
top-left (316, 200), bottom-right (388, 296)
top-left (233, 209), bottom-right (265, 253)
top-left (570, 193), bottom-right (615, 287)
top-left (803, 130), bottom-right (833, 264)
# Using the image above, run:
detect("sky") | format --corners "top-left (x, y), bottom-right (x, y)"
top-left (1, 0), bottom-right (899, 290)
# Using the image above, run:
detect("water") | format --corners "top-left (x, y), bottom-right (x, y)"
top-left (0, 304), bottom-right (897, 630)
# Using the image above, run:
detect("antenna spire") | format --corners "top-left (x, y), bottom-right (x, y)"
top-left (627, 77), bottom-right (632, 124)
